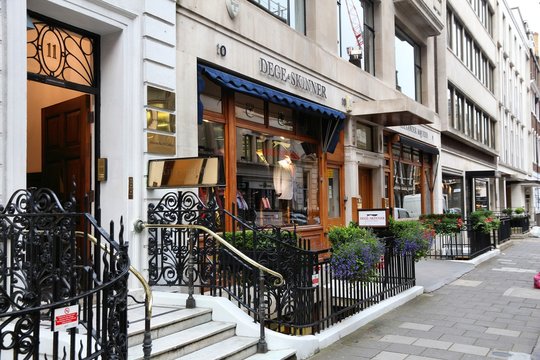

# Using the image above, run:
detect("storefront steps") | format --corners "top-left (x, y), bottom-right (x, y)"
top-left (146, 288), bottom-right (423, 360)
top-left (126, 299), bottom-right (297, 360)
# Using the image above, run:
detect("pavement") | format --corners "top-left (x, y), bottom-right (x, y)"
top-left (308, 238), bottom-right (540, 360)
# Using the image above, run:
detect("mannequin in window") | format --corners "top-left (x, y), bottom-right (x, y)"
top-left (273, 155), bottom-right (294, 200)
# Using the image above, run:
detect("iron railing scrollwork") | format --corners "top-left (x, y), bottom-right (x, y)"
top-left (0, 188), bottom-right (129, 359)
top-left (141, 190), bottom-right (417, 336)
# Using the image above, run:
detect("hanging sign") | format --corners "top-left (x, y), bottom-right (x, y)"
top-left (52, 304), bottom-right (79, 332)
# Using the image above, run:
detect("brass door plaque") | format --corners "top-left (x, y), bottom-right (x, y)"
top-left (97, 158), bottom-right (107, 182)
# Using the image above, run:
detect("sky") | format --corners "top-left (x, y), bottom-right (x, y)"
top-left (509, 0), bottom-right (540, 35)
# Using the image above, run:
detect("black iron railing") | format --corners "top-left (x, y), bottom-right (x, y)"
top-left (426, 221), bottom-right (496, 260)
top-left (264, 236), bottom-right (416, 334)
top-left (0, 188), bottom-right (129, 360)
top-left (141, 190), bottom-right (416, 336)
top-left (495, 216), bottom-right (511, 246)
top-left (510, 215), bottom-right (530, 234)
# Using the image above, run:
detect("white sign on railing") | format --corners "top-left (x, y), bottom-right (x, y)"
top-left (52, 304), bottom-right (79, 332)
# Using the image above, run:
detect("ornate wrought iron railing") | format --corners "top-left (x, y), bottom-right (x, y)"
top-left (75, 231), bottom-right (153, 360)
top-left (0, 188), bottom-right (129, 359)
top-left (139, 190), bottom-right (417, 337)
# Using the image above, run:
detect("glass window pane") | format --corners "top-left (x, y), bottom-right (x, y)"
top-left (328, 167), bottom-right (341, 218)
top-left (395, 29), bottom-right (421, 101)
top-left (269, 103), bottom-right (293, 131)
top-left (200, 77), bottom-right (222, 113)
top-left (198, 120), bottom-right (225, 157)
top-left (235, 93), bottom-right (265, 124)
top-left (442, 176), bottom-right (463, 214)
top-left (236, 128), bottom-right (320, 226)
top-left (355, 122), bottom-right (373, 151)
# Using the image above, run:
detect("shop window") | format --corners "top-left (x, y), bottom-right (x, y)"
top-left (198, 120), bottom-right (226, 210)
top-left (198, 120), bottom-right (225, 158)
top-left (328, 167), bottom-right (341, 218)
top-left (393, 161), bottom-right (421, 217)
top-left (236, 127), bottom-right (319, 226)
top-left (355, 122), bottom-right (373, 151)
top-left (337, 0), bottom-right (375, 75)
top-left (200, 77), bottom-right (222, 114)
top-left (395, 28), bottom-right (422, 102)
top-left (235, 93), bottom-right (265, 124)
top-left (442, 176), bottom-right (463, 215)
top-left (474, 178), bottom-right (488, 210)
top-left (269, 103), bottom-right (294, 132)
top-left (249, 0), bottom-right (306, 34)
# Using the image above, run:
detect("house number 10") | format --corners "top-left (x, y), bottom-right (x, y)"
top-left (216, 44), bottom-right (227, 57)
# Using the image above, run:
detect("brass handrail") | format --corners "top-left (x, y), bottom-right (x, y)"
top-left (134, 222), bottom-right (285, 286)
top-left (75, 231), bottom-right (153, 359)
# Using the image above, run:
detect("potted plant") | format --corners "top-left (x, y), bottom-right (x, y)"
top-left (420, 214), bottom-right (463, 235)
top-left (389, 218), bottom-right (433, 261)
top-left (329, 223), bottom-right (384, 282)
top-left (513, 207), bottom-right (525, 217)
top-left (502, 208), bottom-right (513, 216)
top-left (469, 209), bottom-right (500, 234)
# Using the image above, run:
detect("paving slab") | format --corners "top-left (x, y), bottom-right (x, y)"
top-left (308, 238), bottom-right (540, 360)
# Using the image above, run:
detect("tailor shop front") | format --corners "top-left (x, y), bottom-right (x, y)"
top-left (196, 61), bottom-right (346, 249)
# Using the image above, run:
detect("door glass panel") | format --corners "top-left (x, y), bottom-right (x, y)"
top-left (328, 167), bottom-right (341, 218)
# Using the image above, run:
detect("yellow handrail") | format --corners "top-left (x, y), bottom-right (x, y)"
top-left (136, 222), bottom-right (285, 286)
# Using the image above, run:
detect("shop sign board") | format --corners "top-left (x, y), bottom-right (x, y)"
top-left (358, 208), bottom-right (389, 228)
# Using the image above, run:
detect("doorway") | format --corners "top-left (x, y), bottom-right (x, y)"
top-left (358, 167), bottom-right (373, 209)
top-left (26, 12), bottom-right (99, 213)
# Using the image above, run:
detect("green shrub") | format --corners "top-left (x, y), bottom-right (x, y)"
top-left (502, 208), bottom-right (513, 216)
top-left (419, 214), bottom-right (463, 234)
top-left (389, 218), bottom-right (432, 261)
top-left (469, 209), bottom-right (500, 233)
top-left (222, 230), bottom-right (277, 250)
top-left (329, 223), bottom-right (384, 282)
top-left (514, 207), bottom-right (525, 214)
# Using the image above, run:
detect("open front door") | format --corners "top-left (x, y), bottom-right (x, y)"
top-left (42, 95), bottom-right (91, 211)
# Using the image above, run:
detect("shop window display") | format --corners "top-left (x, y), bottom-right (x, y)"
top-left (236, 128), bottom-right (319, 226)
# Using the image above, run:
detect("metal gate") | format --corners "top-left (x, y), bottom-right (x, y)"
top-left (0, 188), bottom-right (129, 359)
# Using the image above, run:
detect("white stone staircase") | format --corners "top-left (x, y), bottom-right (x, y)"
top-left (127, 302), bottom-right (296, 360)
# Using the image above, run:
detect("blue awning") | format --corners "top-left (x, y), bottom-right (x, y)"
top-left (197, 64), bottom-right (346, 153)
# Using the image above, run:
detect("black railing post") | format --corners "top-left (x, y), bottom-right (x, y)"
top-left (257, 269), bottom-right (268, 353)
top-left (186, 228), bottom-right (196, 309)
top-left (143, 299), bottom-right (152, 359)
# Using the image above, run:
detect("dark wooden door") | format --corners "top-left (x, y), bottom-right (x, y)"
top-left (42, 95), bottom-right (91, 211)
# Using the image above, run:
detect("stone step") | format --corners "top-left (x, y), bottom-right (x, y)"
top-left (175, 336), bottom-right (258, 360)
top-left (128, 305), bottom-right (212, 347)
top-left (128, 320), bottom-right (236, 360)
